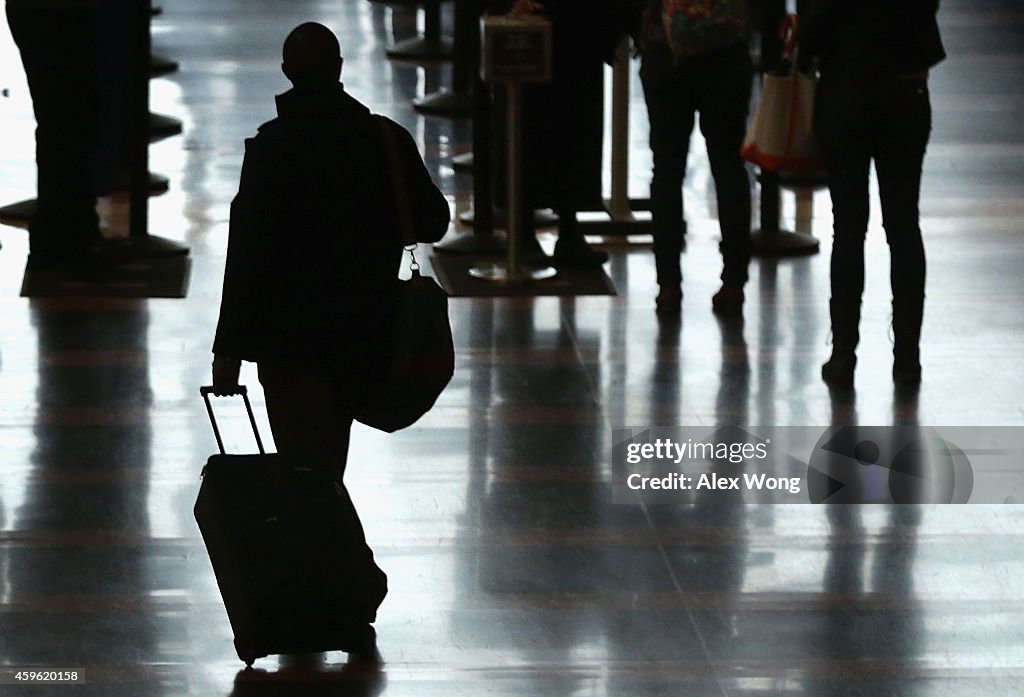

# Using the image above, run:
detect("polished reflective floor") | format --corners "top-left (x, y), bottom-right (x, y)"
top-left (1, 1), bottom-right (1024, 695)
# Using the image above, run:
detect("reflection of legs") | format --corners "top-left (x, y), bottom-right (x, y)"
top-left (876, 80), bottom-right (931, 382)
top-left (7, 6), bottom-right (101, 258)
top-left (641, 49), bottom-right (694, 292)
top-left (258, 364), bottom-right (353, 482)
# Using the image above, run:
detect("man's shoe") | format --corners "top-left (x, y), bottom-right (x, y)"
top-left (346, 624), bottom-right (380, 664)
top-left (711, 285), bottom-right (744, 317)
top-left (552, 238), bottom-right (608, 268)
top-left (655, 286), bottom-right (683, 316)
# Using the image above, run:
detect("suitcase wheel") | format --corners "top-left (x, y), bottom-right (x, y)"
top-left (235, 640), bottom-right (260, 667)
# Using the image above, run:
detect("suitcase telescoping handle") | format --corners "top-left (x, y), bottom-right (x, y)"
top-left (199, 385), bottom-right (266, 455)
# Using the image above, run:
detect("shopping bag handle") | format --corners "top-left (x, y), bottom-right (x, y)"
top-left (199, 385), bottom-right (266, 455)
top-left (779, 13), bottom-right (799, 65)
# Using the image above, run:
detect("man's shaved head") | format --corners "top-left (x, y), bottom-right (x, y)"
top-left (282, 22), bottom-right (343, 88)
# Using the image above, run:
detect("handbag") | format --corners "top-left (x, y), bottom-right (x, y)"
top-left (353, 117), bottom-right (455, 433)
top-left (740, 14), bottom-right (823, 172)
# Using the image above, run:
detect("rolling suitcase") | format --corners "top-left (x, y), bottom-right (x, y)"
top-left (195, 386), bottom-right (387, 666)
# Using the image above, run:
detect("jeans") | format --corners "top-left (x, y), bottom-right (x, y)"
top-left (640, 42), bottom-right (754, 288)
top-left (815, 72), bottom-right (931, 351)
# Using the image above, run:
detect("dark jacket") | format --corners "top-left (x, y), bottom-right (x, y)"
top-left (800, 0), bottom-right (946, 77)
top-left (213, 83), bottom-right (450, 373)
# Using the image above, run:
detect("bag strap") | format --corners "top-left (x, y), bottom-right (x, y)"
top-left (779, 13), bottom-right (799, 69)
top-left (374, 115), bottom-right (420, 271)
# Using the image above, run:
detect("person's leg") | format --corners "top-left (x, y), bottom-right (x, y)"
top-left (7, 5), bottom-right (102, 262)
top-left (551, 57), bottom-right (607, 268)
top-left (874, 77), bottom-right (931, 383)
top-left (258, 364), bottom-right (353, 481)
top-left (816, 74), bottom-right (873, 381)
top-left (258, 363), bottom-right (382, 653)
top-left (696, 43), bottom-right (754, 314)
top-left (641, 46), bottom-right (696, 312)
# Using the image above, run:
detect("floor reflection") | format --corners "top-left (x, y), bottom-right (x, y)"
top-left (1, 302), bottom-right (159, 682)
top-left (229, 660), bottom-right (386, 697)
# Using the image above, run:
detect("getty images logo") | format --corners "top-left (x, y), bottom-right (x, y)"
top-left (806, 426), bottom-right (974, 504)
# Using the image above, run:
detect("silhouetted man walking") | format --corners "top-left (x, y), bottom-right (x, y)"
top-left (212, 22), bottom-right (450, 480)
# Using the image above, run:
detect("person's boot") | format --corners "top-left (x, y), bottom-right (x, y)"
top-left (711, 285), bottom-right (745, 317)
top-left (553, 235), bottom-right (608, 268)
top-left (655, 284), bottom-right (683, 316)
top-left (822, 298), bottom-right (860, 385)
top-left (892, 294), bottom-right (924, 384)
top-left (552, 209), bottom-right (608, 268)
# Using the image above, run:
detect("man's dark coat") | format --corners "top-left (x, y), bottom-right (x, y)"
top-left (214, 83), bottom-right (450, 382)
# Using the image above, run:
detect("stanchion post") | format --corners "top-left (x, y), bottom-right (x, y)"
top-left (505, 82), bottom-right (521, 279)
top-left (413, 0), bottom-right (474, 116)
top-left (126, 0), bottom-right (189, 258)
top-left (386, 0), bottom-right (454, 62)
top-left (748, 1), bottom-right (818, 258)
top-left (577, 38), bottom-right (651, 236)
top-left (130, 0), bottom-right (150, 238)
top-left (468, 14), bottom-right (555, 284)
top-left (607, 39), bottom-right (631, 220)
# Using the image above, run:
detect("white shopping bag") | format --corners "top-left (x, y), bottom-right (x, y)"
top-left (741, 70), bottom-right (823, 173)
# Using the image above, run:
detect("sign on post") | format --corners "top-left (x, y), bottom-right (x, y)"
top-left (481, 15), bottom-right (552, 84)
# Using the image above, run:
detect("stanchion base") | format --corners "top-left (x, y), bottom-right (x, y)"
top-left (123, 235), bottom-right (190, 258)
top-left (150, 53), bottom-right (180, 78)
top-left (458, 208), bottom-right (558, 228)
top-left (451, 152), bottom-right (474, 172)
top-left (469, 263), bottom-right (557, 283)
top-left (434, 231), bottom-right (507, 255)
top-left (0, 199), bottom-right (37, 224)
top-left (0, 174), bottom-right (171, 225)
top-left (386, 36), bottom-right (454, 62)
top-left (577, 210), bottom-right (653, 237)
top-left (751, 228), bottom-right (819, 258)
top-left (413, 89), bottom-right (473, 117)
top-left (150, 112), bottom-right (183, 142)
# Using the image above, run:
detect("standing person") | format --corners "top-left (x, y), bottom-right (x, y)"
top-left (803, 1), bottom-right (945, 385)
top-left (211, 22), bottom-right (450, 481)
top-left (6, 0), bottom-right (121, 270)
top-left (634, 0), bottom-right (755, 316)
top-left (508, 0), bottom-right (623, 268)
